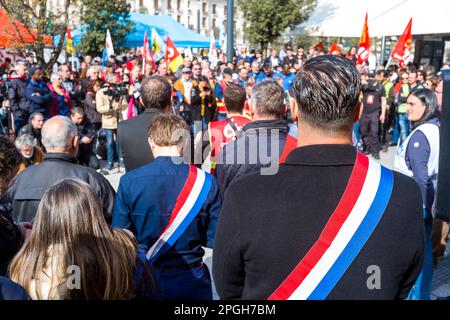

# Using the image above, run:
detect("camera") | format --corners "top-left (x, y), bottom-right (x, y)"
top-left (104, 82), bottom-right (129, 100)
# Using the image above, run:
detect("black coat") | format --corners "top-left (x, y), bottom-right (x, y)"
top-left (213, 144), bottom-right (424, 300)
top-left (84, 92), bottom-right (102, 125)
top-left (215, 119), bottom-right (288, 197)
top-left (7, 78), bottom-right (29, 116)
top-left (8, 153), bottom-right (115, 223)
top-left (117, 108), bottom-right (164, 172)
top-left (0, 194), bottom-right (23, 277)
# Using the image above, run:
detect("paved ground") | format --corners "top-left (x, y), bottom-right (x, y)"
top-left (104, 146), bottom-right (450, 300)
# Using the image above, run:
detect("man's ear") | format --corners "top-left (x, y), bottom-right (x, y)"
top-left (139, 96), bottom-right (144, 107)
top-left (148, 137), bottom-right (154, 150)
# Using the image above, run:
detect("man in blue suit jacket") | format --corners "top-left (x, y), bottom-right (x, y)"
top-left (113, 113), bottom-right (222, 300)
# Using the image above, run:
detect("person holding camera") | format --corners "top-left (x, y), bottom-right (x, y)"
top-left (96, 73), bottom-right (128, 174)
top-left (7, 61), bottom-right (30, 134)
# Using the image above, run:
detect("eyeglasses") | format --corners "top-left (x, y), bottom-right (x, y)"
top-left (402, 77), bottom-right (408, 80)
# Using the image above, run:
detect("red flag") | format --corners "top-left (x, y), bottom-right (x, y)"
top-left (390, 18), bottom-right (413, 68)
top-left (143, 31), bottom-right (156, 73)
top-left (165, 36), bottom-right (183, 73)
top-left (329, 43), bottom-right (341, 56)
top-left (357, 12), bottom-right (370, 65)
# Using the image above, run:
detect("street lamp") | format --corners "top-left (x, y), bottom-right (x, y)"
top-left (226, 0), bottom-right (234, 63)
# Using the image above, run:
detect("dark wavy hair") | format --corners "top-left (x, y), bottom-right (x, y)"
top-left (293, 55), bottom-right (361, 133)
top-left (408, 88), bottom-right (438, 129)
top-left (0, 135), bottom-right (22, 191)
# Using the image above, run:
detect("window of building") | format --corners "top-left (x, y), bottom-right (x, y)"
top-left (202, 17), bottom-right (206, 28)
top-left (154, 0), bottom-right (159, 11)
top-left (177, 0), bottom-right (181, 10)
top-left (168, 0), bottom-right (172, 10)
top-left (188, 1), bottom-right (191, 9)
top-left (177, 15), bottom-right (181, 22)
top-left (224, 5), bottom-right (227, 15)
top-left (213, 4), bottom-right (216, 14)
top-left (202, 2), bottom-right (207, 13)
top-left (212, 18), bottom-right (216, 28)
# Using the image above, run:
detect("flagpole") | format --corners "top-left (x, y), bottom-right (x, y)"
top-left (385, 57), bottom-right (392, 71)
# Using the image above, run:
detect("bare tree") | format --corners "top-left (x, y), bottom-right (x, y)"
top-left (0, 0), bottom-right (73, 73)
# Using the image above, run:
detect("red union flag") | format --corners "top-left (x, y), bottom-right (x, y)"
top-left (165, 36), bottom-right (183, 73)
top-left (357, 12), bottom-right (370, 65)
top-left (329, 43), bottom-right (341, 56)
top-left (390, 18), bottom-right (413, 68)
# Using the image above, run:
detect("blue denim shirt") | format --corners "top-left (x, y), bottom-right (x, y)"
top-left (112, 157), bottom-right (222, 268)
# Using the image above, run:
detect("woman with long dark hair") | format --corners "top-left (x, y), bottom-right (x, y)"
top-left (394, 88), bottom-right (440, 300)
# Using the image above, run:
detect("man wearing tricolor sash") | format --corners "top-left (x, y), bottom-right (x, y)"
top-left (113, 114), bottom-right (221, 300)
top-left (213, 55), bottom-right (424, 300)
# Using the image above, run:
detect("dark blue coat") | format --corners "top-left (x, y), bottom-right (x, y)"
top-left (112, 157), bottom-right (222, 269)
top-left (25, 80), bottom-right (54, 116)
top-left (0, 277), bottom-right (29, 300)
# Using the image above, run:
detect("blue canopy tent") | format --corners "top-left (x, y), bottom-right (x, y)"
top-left (55, 13), bottom-right (220, 49)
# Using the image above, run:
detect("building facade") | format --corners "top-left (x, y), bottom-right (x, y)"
top-left (129, 0), bottom-right (245, 47)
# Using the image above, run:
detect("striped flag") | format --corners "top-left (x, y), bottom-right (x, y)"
top-left (66, 28), bottom-right (74, 55)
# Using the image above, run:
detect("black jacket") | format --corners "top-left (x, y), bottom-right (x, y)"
top-left (0, 194), bottom-right (23, 277)
top-left (84, 92), bottom-right (102, 125)
top-left (8, 153), bottom-right (115, 223)
top-left (215, 119), bottom-right (288, 197)
top-left (7, 78), bottom-right (29, 116)
top-left (213, 144), bottom-right (424, 300)
top-left (117, 108), bottom-right (164, 172)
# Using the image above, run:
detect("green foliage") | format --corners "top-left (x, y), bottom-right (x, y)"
top-left (238, 0), bottom-right (317, 50)
top-left (78, 0), bottom-right (132, 56)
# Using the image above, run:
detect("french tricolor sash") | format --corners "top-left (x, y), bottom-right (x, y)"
top-left (269, 153), bottom-right (394, 300)
top-left (146, 165), bottom-right (212, 262)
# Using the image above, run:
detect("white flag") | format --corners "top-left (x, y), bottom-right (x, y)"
top-left (105, 29), bottom-right (115, 58)
top-left (151, 28), bottom-right (166, 62)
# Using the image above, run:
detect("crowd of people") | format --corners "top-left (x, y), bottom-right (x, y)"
top-left (0, 40), bottom-right (447, 300)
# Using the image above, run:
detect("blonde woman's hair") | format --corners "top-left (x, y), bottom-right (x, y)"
top-left (9, 179), bottom-right (147, 300)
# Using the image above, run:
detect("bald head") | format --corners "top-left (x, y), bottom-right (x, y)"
top-left (42, 116), bottom-right (78, 154)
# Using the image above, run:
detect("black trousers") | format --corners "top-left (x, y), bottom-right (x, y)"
top-left (78, 143), bottom-right (100, 170)
top-left (360, 112), bottom-right (381, 154)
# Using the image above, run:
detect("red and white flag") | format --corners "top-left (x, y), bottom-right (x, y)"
top-left (390, 18), bottom-right (413, 68)
top-left (357, 12), bottom-right (370, 65)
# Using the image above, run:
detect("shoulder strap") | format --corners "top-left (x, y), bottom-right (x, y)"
top-left (145, 165), bottom-right (212, 262)
top-left (269, 153), bottom-right (393, 300)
